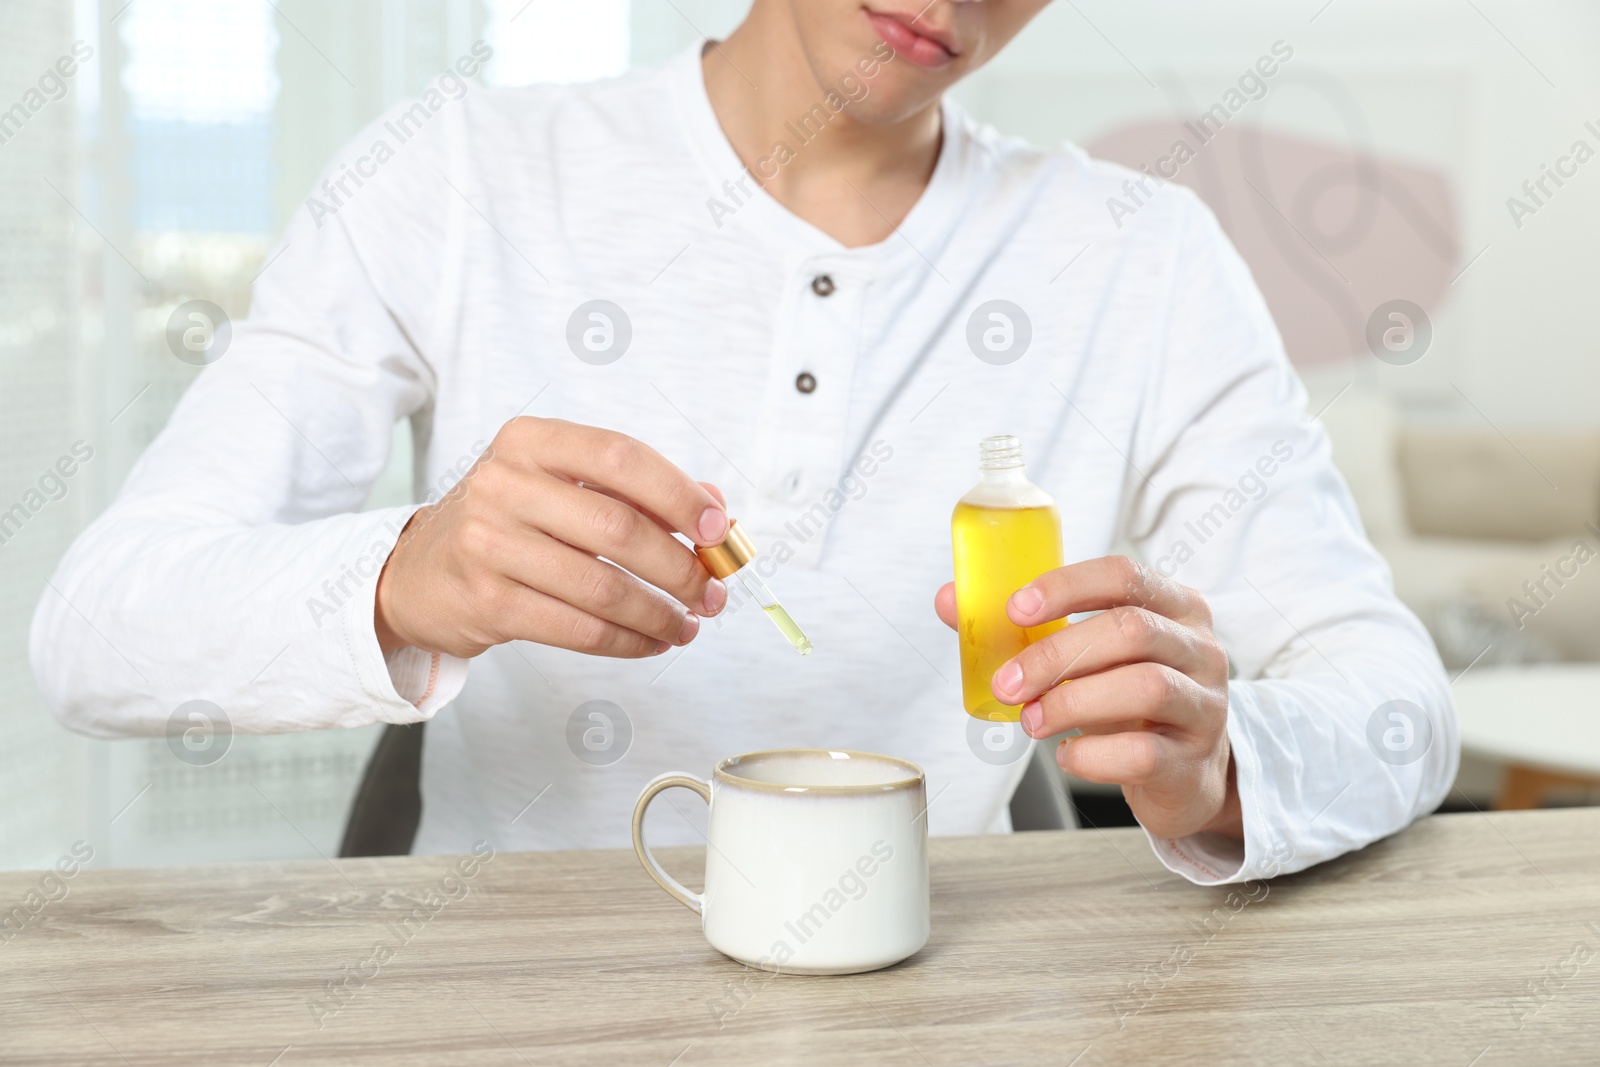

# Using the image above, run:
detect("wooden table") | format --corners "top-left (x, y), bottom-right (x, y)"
top-left (3, 809), bottom-right (1597, 1066)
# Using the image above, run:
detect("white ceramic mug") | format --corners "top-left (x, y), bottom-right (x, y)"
top-left (632, 749), bottom-right (930, 975)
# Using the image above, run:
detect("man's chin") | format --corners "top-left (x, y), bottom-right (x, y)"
top-left (834, 91), bottom-right (943, 130)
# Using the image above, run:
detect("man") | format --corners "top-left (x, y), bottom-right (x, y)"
top-left (32, 0), bottom-right (1454, 884)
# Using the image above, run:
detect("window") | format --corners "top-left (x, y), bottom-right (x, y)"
top-left (1, 0), bottom-right (631, 870)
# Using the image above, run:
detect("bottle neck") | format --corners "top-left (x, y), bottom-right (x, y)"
top-left (978, 434), bottom-right (1023, 471)
top-left (977, 463), bottom-right (1029, 487)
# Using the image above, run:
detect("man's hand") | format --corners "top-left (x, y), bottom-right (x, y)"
top-left (935, 556), bottom-right (1242, 841)
top-left (375, 417), bottom-right (730, 660)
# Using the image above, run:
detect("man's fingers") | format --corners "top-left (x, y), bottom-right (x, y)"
top-left (580, 483), bottom-right (678, 535)
top-left (1018, 662), bottom-right (1208, 739)
top-left (439, 569), bottom-right (667, 659)
top-left (387, 419), bottom-right (729, 662)
top-left (581, 479), bottom-right (730, 536)
top-left (1053, 730), bottom-right (1173, 786)
top-left (1006, 555), bottom-right (1211, 630)
top-left (509, 473), bottom-right (724, 617)
top-left (505, 531), bottom-right (701, 648)
top-left (488, 579), bottom-right (668, 658)
top-left (509, 418), bottom-right (729, 545)
top-left (992, 605), bottom-right (1221, 706)
top-left (933, 581), bottom-right (957, 630)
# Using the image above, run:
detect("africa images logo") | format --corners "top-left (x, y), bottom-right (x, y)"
top-left (1365, 699), bottom-right (1433, 766)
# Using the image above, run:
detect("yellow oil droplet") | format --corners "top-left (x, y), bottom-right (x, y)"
top-left (762, 603), bottom-right (813, 655)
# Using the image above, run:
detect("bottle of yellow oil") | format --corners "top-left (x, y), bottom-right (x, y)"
top-left (951, 435), bottom-right (1064, 721)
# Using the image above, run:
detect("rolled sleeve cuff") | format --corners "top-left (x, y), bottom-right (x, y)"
top-left (339, 507), bottom-right (470, 722)
top-left (1142, 681), bottom-right (1276, 886)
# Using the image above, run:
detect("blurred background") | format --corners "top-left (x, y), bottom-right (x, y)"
top-left (4, 0), bottom-right (1598, 870)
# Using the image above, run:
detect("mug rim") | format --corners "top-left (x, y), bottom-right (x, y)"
top-left (713, 748), bottom-right (925, 795)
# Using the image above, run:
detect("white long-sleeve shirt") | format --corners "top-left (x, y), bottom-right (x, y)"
top-left (31, 42), bottom-right (1455, 884)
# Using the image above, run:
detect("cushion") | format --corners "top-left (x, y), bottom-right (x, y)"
top-left (1381, 534), bottom-right (1600, 663)
top-left (1400, 427), bottom-right (1600, 541)
top-left (1459, 534), bottom-right (1600, 662)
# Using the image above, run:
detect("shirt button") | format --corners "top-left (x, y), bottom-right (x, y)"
top-left (795, 372), bottom-right (817, 394)
top-left (782, 470), bottom-right (803, 496)
top-left (810, 274), bottom-right (835, 297)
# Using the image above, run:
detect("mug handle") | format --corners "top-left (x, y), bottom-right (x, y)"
top-left (631, 772), bottom-right (712, 914)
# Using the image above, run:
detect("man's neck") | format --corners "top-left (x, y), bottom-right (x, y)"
top-left (702, 6), bottom-right (942, 248)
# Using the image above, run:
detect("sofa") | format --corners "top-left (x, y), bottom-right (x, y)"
top-left (1321, 386), bottom-right (1600, 808)
top-left (1321, 387), bottom-right (1600, 670)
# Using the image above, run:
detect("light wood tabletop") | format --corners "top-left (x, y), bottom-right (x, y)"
top-left (3, 808), bottom-right (1597, 1066)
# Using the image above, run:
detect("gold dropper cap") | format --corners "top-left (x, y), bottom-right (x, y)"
top-left (694, 520), bottom-right (757, 579)
top-left (694, 519), bottom-right (813, 655)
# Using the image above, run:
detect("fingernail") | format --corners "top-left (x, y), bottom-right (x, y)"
top-left (1020, 701), bottom-right (1043, 736)
top-left (655, 640), bottom-right (671, 654)
top-left (697, 506), bottom-right (728, 543)
top-left (1010, 585), bottom-right (1044, 617)
top-left (677, 611), bottom-right (700, 645)
top-left (1056, 737), bottom-right (1072, 767)
top-left (994, 661), bottom-right (1024, 700)
top-left (701, 578), bottom-right (727, 616)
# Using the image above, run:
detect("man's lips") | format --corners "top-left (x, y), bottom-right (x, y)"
top-left (865, 8), bottom-right (958, 69)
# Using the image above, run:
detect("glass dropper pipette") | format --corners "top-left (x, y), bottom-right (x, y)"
top-left (695, 520), bottom-right (813, 655)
